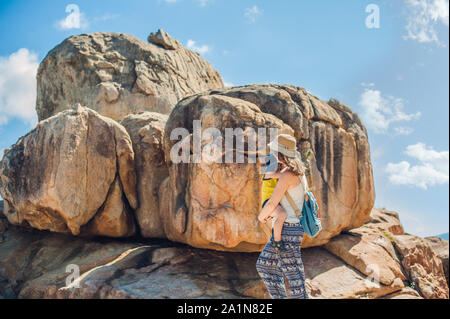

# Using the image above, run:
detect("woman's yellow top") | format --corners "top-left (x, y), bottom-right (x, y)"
top-left (261, 177), bottom-right (278, 208)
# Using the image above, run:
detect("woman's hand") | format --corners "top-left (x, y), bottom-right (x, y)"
top-left (258, 214), bottom-right (272, 223)
top-left (258, 207), bottom-right (275, 223)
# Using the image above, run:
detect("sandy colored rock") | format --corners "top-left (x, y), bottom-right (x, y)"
top-left (366, 208), bottom-right (404, 235)
top-left (36, 30), bottom-right (223, 122)
top-left (161, 85), bottom-right (374, 251)
top-left (394, 234), bottom-right (449, 299)
top-left (0, 106), bottom-right (137, 237)
top-left (1, 223), bottom-right (414, 299)
top-left (161, 93), bottom-right (293, 251)
top-left (121, 112), bottom-right (169, 238)
top-left (0, 227), bottom-right (140, 298)
top-left (424, 236), bottom-right (449, 286)
top-left (0, 225), bottom-right (267, 299)
top-left (303, 247), bottom-right (403, 299)
top-left (83, 176), bottom-right (136, 237)
top-left (147, 29), bottom-right (180, 50)
top-left (324, 225), bottom-right (406, 286)
top-left (382, 287), bottom-right (423, 299)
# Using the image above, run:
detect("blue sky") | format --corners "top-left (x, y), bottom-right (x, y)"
top-left (0, 0), bottom-right (448, 237)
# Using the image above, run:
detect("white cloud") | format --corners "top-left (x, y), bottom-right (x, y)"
top-left (404, 0), bottom-right (449, 44)
top-left (0, 49), bottom-right (38, 127)
top-left (57, 4), bottom-right (88, 30)
top-left (223, 81), bottom-right (234, 87)
top-left (386, 142), bottom-right (449, 189)
top-left (361, 82), bottom-right (375, 87)
top-left (394, 126), bottom-right (414, 135)
top-left (186, 39), bottom-right (211, 55)
top-left (358, 89), bottom-right (421, 134)
top-left (245, 5), bottom-right (262, 23)
top-left (196, 0), bottom-right (210, 7)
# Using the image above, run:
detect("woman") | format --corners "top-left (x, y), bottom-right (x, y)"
top-left (256, 133), bottom-right (310, 299)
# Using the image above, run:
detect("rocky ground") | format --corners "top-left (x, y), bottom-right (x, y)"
top-left (1, 202), bottom-right (447, 299)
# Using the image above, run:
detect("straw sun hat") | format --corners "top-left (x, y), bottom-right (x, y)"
top-left (267, 134), bottom-right (300, 159)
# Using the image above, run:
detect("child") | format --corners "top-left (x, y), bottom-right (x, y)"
top-left (261, 152), bottom-right (288, 252)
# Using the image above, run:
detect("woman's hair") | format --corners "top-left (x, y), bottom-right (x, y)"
top-left (277, 152), bottom-right (305, 176)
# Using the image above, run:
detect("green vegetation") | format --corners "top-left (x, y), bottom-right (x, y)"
top-left (381, 230), bottom-right (395, 243)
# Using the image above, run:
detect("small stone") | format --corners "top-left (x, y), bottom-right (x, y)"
top-left (147, 29), bottom-right (179, 50)
top-left (98, 82), bottom-right (120, 103)
top-left (95, 60), bottom-right (115, 69)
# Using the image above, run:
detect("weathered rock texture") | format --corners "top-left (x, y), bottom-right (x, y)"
top-left (324, 208), bottom-right (450, 299)
top-left (324, 226), bottom-right (406, 287)
top-left (0, 225), bottom-right (268, 299)
top-left (425, 236), bottom-right (449, 286)
top-left (3, 207), bottom-right (445, 299)
top-left (161, 93), bottom-right (293, 251)
top-left (303, 247), bottom-right (403, 299)
top-left (36, 29), bottom-right (223, 122)
top-left (160, 84), bottom-right (375, 251)
top-left (0, 106), bottom-right (137, 238)
top-left (394, 234), bottom-right (449, 299)
top-left (121, 112), bottom-right (168, 238)
top-left (322, 208), bottom-right (409, 296)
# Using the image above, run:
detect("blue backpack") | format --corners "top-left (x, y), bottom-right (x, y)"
top-left (300, 191), bottom-right (322, 237)
top-left (285, 187), bottom-right (322, 238)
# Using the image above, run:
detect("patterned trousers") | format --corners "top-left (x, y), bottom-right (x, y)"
top-left (256, 222), bottom-right (309, 299)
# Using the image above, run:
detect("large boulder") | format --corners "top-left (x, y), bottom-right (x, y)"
top-left (160, 84), bottom-right (375, 251)
top-left (120, 112), bottom-right (168, 238)
top-left (36, 29), bottom-right (223, 122)
top-left (0, 105), bottom-right (137, 237)
top-left (161, 93), bottom-right (293, 251)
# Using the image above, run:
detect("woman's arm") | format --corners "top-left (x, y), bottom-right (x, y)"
top-left (258, 172), bottom-right (292, 223)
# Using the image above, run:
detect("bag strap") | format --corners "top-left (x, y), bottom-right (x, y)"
top-left (301, 175), bottom-right (309, 202)
top-left (285, 191), bottom-right (302, 219)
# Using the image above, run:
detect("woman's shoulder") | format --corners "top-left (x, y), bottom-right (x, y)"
top-left (280, 170), bottom-right (301, 186)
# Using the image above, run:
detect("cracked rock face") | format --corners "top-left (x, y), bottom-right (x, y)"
top-left (0, 209), bottom-right (431, 299)
top-left (121, 112), bottom-right (169, 238)
top-left (0, 226), bottom-right (268, 299)
top-left (0, 106), bottom-right (137, 237)
top-left (161, 92), bottom-right (293, 251)
top-left (425, 236), bottom-right (449, 286)
top-left (36, 30), bottom-right (223, 122)
top-left (160, 84), bottom-right (375, 251)
top-left (394, 234), bottom-right (449, 299)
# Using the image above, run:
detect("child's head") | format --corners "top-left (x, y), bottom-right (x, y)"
top-left (261, 152), bottom-right (278, 174)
